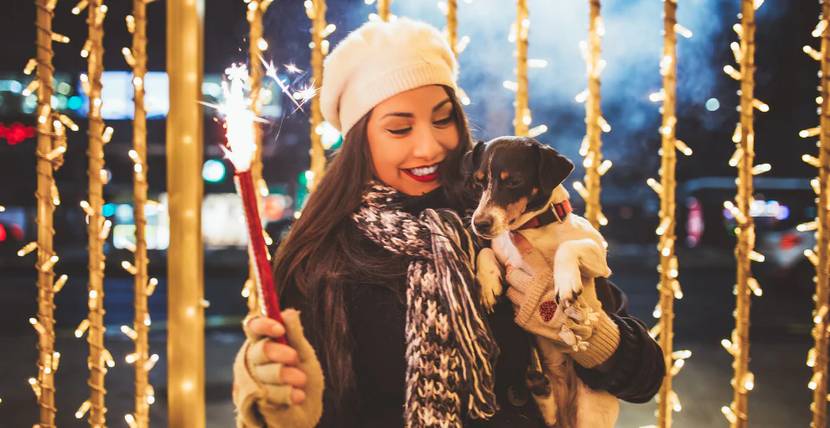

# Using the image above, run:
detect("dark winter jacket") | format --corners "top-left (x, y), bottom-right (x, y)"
top-left (281, 187), bottom-right (665, 427)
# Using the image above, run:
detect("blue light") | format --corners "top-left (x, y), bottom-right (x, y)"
top-left (67, 96), bottom-right (82, 110)
top-left (102, 203), bottom-right (116, 217)
top-left (705, 98), bottom-right (720, 112)
top-left (202, 159), bottom-right (226, 183)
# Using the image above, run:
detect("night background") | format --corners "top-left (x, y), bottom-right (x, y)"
top-left (0, 0), bottom-right (824, 426)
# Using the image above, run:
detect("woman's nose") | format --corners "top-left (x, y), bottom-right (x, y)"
top-left (411, 127), bottom-right (445, 161)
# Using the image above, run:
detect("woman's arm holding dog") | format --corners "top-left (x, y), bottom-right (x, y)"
top-left (572, 278), bottom-right (666, 403)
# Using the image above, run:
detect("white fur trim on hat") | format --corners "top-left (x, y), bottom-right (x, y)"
top-left (320, 18), bottom-right (459, 137)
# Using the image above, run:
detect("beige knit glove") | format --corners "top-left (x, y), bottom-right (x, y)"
top-left (499, 233), bottom-right (620, 368)
top-left (232, 309), bottom-right (325, 428)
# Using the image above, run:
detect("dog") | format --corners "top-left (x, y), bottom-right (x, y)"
top-left (463, 136), bottom-right (618, 428)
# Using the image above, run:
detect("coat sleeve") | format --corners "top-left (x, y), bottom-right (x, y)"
top-left (573, 278), bottom-right (666, 403)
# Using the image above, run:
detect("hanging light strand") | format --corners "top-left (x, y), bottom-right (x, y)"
top-left (84, 0), bottom-right (109, 424)
top-left (245, 0), bottom-right (274, 315)
top-left (724, 2), bottom-right (761, 426)
top-left (581, 0), bottom-right (606, 229)
top-left (305, 0), bottom-right (327, 196)
top-left (33, 0), bottom-right (60, 425)
top-left (654, 0), bottom-right (690, 426)
top-left (377, 0), bottom-right (392, 21)
top-left (446, 0), bottom-right (458, 58)
top-left (806, 2), bottom-right (830, 426)
top-left (125, 0), bottom-right (152, 426)
top-left (513, 0), bottom-right (529, 137)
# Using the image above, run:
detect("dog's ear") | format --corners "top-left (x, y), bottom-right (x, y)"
top-left (462, 140), bottom-right (486, 176)
top-left (537, 144), bottom-right (574, 194)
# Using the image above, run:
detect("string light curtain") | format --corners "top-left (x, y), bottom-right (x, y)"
top-left (306, 0), bottom-right (328, 193)
top-left (513, 0), bottom-right (529, 137)
top-left (31, 0), bottom-right (65, 425)
top-left (801, 1), bottom-right (830, 425)
top-left (446, 0), bottom-right (457, 58)
top-left (577, 0), bottom-right (609, 230)
top-left (241, 0), bottom-right (274, 315)
top-left (651, 0), bottom-right (693, 425)
top-left (721, 0), bottom-right (769, 425)
top-left (77, 0), bottom-right (113, 424)
top-left (441, 0), bottom-right (473, 107)
top-left (122, 0), bottom-right (156, 426)
top-left (378, 0), bottom-right (392, 21)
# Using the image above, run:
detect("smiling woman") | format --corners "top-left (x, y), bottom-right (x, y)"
top-left (232, 16), bottom-right (663, 428)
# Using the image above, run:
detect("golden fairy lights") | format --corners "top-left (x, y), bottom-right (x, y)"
top-left (720, 1), bottom-right (768, 426)
top-left (242, 0), bottom-right (274, 316)
top-left (78, 0), bottom-right (111, 424)
top-left (305, 0), bottom-right (328, 194)
top-left (575, 0), bottom-right (610, 229)
top-left (440, 0), bottom-right (472, 106)
top-left (503, 1), bottom-right (549, 138)
top-left (513, 0), bottom-right (529, 137)
top-left (801, 2), bottom-right (830, 426)
top-left (122, 0), bottom-right (156, 426)
top-left (649, 1), bottom-right (693, 426)
top-left (28, 0), bottom-right (70, 425)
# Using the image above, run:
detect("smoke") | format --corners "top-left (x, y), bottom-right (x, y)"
top-left (323, 0), bottom-right (788, 183)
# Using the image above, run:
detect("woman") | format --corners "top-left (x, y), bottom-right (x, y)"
top-left (233, 18), bottom-right (664, 428)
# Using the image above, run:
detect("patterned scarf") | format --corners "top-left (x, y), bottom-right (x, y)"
top-left (351, 182), bottom-right (499, 427)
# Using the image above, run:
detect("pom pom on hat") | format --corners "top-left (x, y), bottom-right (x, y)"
top-left (320, 18), bottom-right (459, 137)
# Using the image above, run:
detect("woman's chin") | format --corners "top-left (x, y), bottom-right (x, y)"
top-left (400, 181), bottom-right (441, 196)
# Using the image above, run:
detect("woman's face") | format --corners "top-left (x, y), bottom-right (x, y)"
top-left (366, 85), bottom-right (460, 196)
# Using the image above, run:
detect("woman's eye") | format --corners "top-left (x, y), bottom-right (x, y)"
top-left (387, 127), bottom-right (411, 135)
top-left (433, 116), bottom-right (453, 127)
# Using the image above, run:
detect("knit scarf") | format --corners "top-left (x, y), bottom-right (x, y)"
top-left (351, 182), bottom-right (499, 427)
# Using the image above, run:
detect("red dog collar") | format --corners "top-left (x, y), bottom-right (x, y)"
top-left (517, 199), bottom-right (572, 230)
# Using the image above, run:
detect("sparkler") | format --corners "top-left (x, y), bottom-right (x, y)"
top-left (219, 64), bottom-right (286, 339)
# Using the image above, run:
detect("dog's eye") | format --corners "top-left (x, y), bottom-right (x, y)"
top-left (471, 172), bottom-right (486, 189)
top-left (503, 178), bottom-right (522, 188)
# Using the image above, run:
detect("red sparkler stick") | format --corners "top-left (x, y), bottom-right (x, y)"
top-left (234, 171), bottom-right (287, 344)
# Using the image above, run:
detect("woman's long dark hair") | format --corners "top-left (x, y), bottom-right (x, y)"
top-left (272, 86), bottom-right (474, 410)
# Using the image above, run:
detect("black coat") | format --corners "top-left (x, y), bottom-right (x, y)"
top-left (281, 188), bottom-right (665, 427)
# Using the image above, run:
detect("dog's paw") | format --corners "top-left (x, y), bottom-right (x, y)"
top-left (553, 261), bottom-right (583, 305)
top-left (477, 248), bottom-right (503, 313)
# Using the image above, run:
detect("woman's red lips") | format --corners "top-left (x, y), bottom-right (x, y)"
top-left (403, 166), bottom-right (440, 183)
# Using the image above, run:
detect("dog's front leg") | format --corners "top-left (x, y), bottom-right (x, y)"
top-left (554, 239), bottom-right (611, 303)
top-left (476, 248), bottom-right (504, 312)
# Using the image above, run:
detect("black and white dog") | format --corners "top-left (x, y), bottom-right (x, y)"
top-left (464, 136), bottom-right (618, 428)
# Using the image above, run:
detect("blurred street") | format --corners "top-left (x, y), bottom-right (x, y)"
top-left (0, 244), bottom-right (818, 427)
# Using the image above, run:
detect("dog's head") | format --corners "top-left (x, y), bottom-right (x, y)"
top-left (465, 136), bottom-right (574, 239)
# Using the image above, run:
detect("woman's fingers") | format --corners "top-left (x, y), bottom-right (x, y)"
top-left (291, 388), bottom-right (306, 404)
top-left (247, 316), bottom-right (286, 339)
top-left (263, 340), bottom-right (300, 365)
top-left (253, 364), bottom-right (308, 388)
top-left (280, 366), bottom-right (308, 388)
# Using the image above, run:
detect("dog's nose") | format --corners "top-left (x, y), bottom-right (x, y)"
top-left (474, 217), bottom-right (493, 234)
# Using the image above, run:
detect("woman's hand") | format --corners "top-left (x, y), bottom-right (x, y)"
top-left (494, 233), bottom-right (620, 368)
top-left (233, 308), bottom-right (325, 427)
top-left (245, 313), bottom-right (309, 404)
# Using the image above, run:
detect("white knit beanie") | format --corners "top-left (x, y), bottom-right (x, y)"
top-left (320, 18), bottom-right (459, 137)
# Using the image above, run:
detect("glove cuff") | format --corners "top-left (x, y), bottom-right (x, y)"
top-left (571, 310), bottom-right (620, 368)
top-left (514, 272), bottom-right (553, 327)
